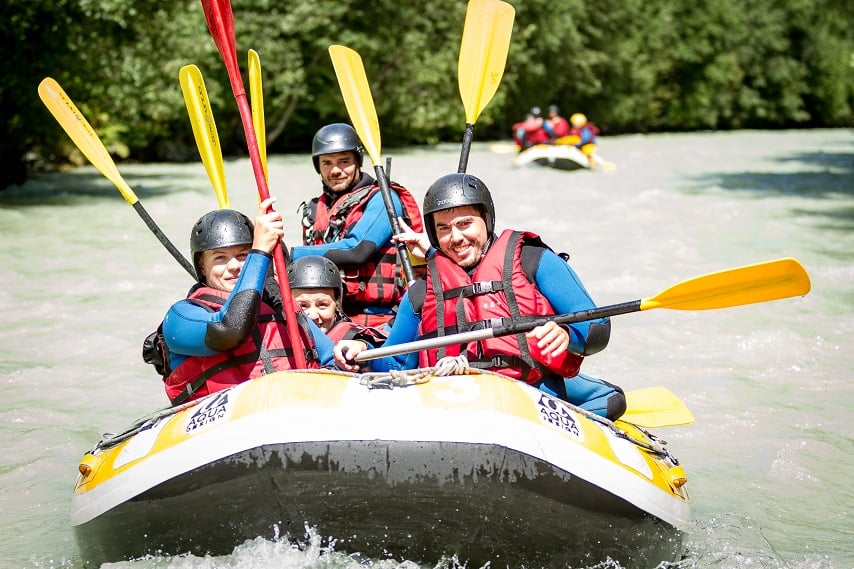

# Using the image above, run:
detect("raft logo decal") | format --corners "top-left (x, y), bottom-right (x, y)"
top-left (537, 393), bottom-right (583, 440)
top-left (185, 391), bottom-right (231, 433)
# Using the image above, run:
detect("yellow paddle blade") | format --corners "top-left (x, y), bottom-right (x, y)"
top-left (248, 49), bottom-right (268, 184)
top-left (37, 78), bottom-right (139, 205)
top-left (329, 44), bottom-right (382, 166)
top-left (597, 157), bottom-right (617, 171)
top-left (622, 387), bottom-right (695, 428)
top-left (458, 0), bottom-right (515, 124)
top-left (179, 65), bottom-right (229, 209)
top-left (640, 258), bottom-right (811, 311)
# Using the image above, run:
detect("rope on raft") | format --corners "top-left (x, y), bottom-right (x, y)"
top-left (90, 357), bottom-right (672, 459)
top-left (357, 358), bottom-right (671, 457)
top-left (91, 360), bottom-right (474, 451)
top-left (358, 355), bottom-right (474, 389)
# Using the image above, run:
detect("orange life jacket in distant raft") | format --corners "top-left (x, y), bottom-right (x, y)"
top-left (163, 287), bottom-right (319, 406)
top-left (301, 181), bottom-right (424, 313)
top-left (417, 229), bottom-right (583, 383)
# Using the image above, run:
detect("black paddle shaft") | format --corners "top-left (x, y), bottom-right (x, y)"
top-left (133, 201), bottom-right (196, 278)
top-left (356, 299), bottom-right (643, 362)
top-left (458, 124), bottom-right (475, 173)
top-left (495, 299), bottom-right (643, 337)
top-left (373, 165), bottom-right (416, 285)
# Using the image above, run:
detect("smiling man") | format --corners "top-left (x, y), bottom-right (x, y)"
top-left (293, 123), bottom-right (423, 327)
top-left (335, 173), bottom-right (626, 420)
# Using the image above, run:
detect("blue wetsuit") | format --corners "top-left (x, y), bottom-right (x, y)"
top-left (163, 251), bottom-right (335, 367)
top-left (576, 125), bottom-right (597, 147)
top-left (293, 189), bottom-right (405, 318)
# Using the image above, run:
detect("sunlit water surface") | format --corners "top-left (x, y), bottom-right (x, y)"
top-left (1, 129), bottom-right (851, 569)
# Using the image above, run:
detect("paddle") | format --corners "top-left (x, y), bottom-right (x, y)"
top-left (355, 257), bottom-right (811, 361)
top-left (622, 387), bottom-right (694, 428)
top-left (248, 49), bottom-right (267, 184)
top-left (37, 78), bottom-right (196, 278)
top-left (200, 0), bottom-right (306, 368)
top-left (586, 145), bottom-right (616, 171)
top-left (179, 64), bottom-right (229, 209)
top-left (328, 44), bottom-right (416, 285)
top-left (456, 0), bottom-right (514, 173)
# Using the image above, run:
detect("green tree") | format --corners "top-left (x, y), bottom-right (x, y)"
top-left (3, 0), bottom-right (851, 190)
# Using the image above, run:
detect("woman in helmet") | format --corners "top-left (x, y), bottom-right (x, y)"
top-left (148, 198), bottom-right (336, 406)
top-left (288, 255), bottom-right (387, 345)
top-left (336, 173), bottom-right (626, 421)
top-left (293, 123), bottom-right (423, 328)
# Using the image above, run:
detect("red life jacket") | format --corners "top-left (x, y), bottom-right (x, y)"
top-left (550, 116), bottom-right (571, 138)
top-left (417, 230), bottom-right (583, 383)
top-left (326, 317), bottom-right (388, 345)
top-left (164, 287), bottom-right (319, 405)
top-left (512, 116), bottom-right (551, 146)
top-left (302, 182), bottom-right (423, 314)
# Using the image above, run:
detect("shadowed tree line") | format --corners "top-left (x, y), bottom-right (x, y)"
top-left (2, 0), bottom-right (851, 189)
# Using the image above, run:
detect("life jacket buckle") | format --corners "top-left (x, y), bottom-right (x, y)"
top-left (341, 266), bottom-right (361, 279)
top-left (470, 280), bottom-right (498, 295)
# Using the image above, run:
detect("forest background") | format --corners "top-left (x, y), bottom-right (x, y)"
top-left (2, 0), bottom-right (851, 189)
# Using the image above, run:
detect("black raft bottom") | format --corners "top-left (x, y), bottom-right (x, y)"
top-left (74, 441), bottom-right (683, 568)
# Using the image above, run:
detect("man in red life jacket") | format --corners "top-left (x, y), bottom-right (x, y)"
top-left (336, 173), bottom-right (626, 420)
top-left (512, 107), bottom-right (551, 150)
top-left (547, 105), bottom-right (571, 139)
top-left (288, 255), bottom-right (387, 346)
top-left (294, 123), bottom-right (423, 328)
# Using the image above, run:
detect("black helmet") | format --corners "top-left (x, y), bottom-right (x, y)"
top-left (422, 173), bottom-right (495, 248)
top-left (288, 255), bottom-right (343, 300)
top-left (189, 209), bottom-right (254, 282)
top-left (311, 123), bottom-right (364, 173)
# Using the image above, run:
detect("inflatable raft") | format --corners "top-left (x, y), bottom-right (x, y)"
top-left (71, 364), bottom-right (690, 568)
top-left (513, 142), bottom-right (592, 171)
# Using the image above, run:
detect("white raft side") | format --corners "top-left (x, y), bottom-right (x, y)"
top-left (70, 379), bottom-right (256, 526)
top-left (513, 144), bottom-right (590, 169)
top-left (335, 375), bottom-right (688, 530)
top-left (72, 373), bottom-right (688, 529)
top-left (595, 423), bottom-right (690, 530)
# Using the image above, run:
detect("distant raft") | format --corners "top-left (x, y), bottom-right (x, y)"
top-left (71, 365), bottom-right (688, 568)
top-left (514, 142), bottom-right (593, 171)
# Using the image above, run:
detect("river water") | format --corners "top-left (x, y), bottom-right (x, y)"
top-left (1, 129), bottom-right (851, 569)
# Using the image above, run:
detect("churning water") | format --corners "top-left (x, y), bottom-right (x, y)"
top-left (1, 129), bottom-right (851, 569)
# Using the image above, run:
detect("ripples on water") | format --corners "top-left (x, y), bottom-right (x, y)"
top-left (2, 130), bottom-right (851, 569)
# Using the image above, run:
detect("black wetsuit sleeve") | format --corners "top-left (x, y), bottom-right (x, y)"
top-left (204, 288), bottom-right (262, 352)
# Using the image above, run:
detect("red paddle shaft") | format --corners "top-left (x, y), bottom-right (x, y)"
top-left (200, 0), bottom-right (307, 367)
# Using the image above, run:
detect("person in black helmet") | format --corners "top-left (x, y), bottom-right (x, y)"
top-left (511, 107), bottom-right (550, 150)
top-left (335, 173), bottom-right (626, 421)
top-left (288, 255), bottom-right (387, 346)
top-left (546, 104), bottom-right (570, 139)
top-left (144, 198), bottom-right (336, 406)
top-left (293, 123), bottom-right (423, 328)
